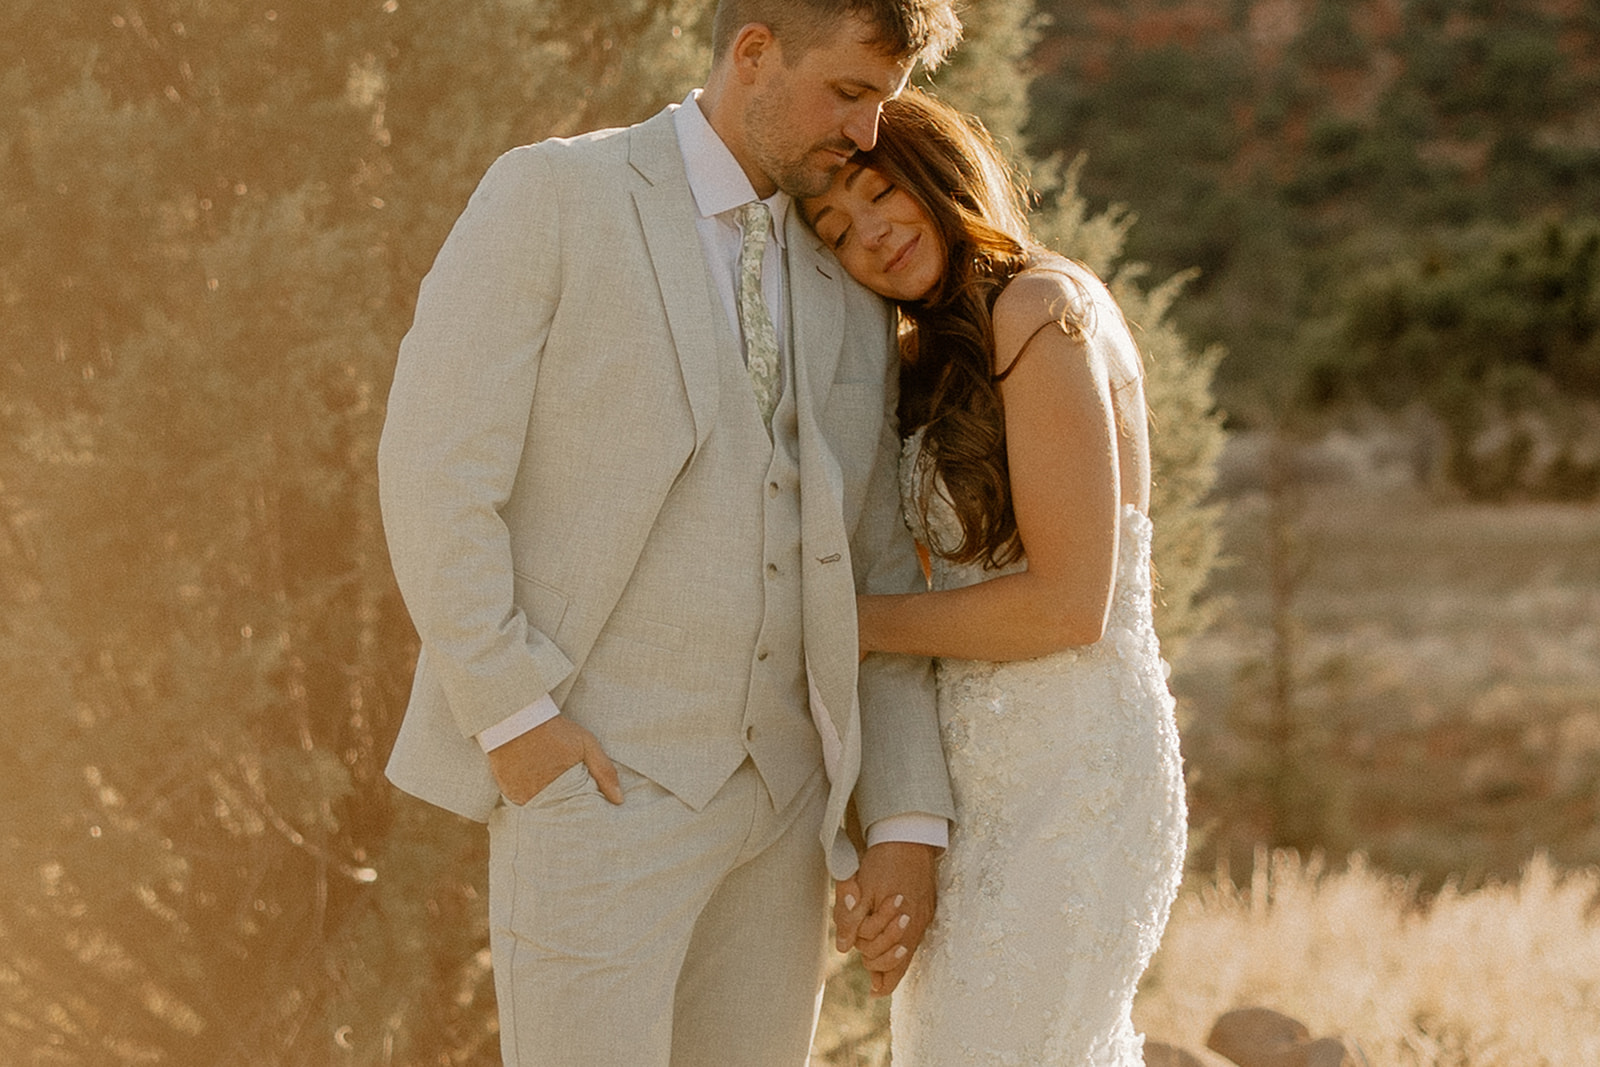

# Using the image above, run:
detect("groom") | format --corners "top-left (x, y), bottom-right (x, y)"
top-left (378, 1), bottom-right (961, 1063)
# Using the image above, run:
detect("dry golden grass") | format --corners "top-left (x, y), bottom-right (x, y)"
top-left (1135, 849), bottom-right (1600, 1065)
top-left (816, 850), bottom-right (1600, 1064)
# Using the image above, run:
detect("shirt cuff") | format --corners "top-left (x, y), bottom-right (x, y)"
top-left (475, 693), bottom-right (561, 752)
top-left (865, 812), bottom-right (949, 850)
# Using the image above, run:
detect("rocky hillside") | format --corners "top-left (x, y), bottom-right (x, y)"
top-left (1027, 0), bottom-right (1600, 400)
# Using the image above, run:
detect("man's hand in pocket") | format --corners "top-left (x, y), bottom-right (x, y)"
top-left (487, 715), bottom-right (623, 805)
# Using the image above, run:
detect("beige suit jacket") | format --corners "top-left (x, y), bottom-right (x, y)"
top-left (378, 106), bottom-right (953, 876)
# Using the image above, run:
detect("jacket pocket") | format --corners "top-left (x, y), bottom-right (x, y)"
top-left (598, 607), bottom-right (684, 651)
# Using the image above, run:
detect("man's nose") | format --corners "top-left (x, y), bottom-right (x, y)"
top-left (843, 104), bottom-right (882, 152)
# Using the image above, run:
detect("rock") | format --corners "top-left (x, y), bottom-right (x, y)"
top-left (1205, 1008), bottom-right (1367, 1067)
top-left (1206, 1008), bottom-right (1309, 1065)
top-left (1145, 1041), bottom-right (1208, 1067)
top-left (1298, 1037), bottom-right (1367, 1067)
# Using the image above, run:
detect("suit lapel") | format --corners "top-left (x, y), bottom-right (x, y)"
top-left (786, 216), bottom-right (845, 414)
top-left (789, 227), bottom-right (858, 755)
top-left (629, 109), bottom-right (720, 453)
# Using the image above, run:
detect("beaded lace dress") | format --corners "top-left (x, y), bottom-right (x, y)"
top-left (890, 429), bottom-right (1187, 1066)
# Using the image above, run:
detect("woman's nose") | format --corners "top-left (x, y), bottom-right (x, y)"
top-left (861, 214), bottom-right (890, 248)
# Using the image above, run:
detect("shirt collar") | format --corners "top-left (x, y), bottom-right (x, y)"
top-left (674, 90), bottom-right (790, 247)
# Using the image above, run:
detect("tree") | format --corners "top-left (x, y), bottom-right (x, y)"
top-left (1305, 218), bottom-right (1600, 500)
top-left (1, 3), bottom-right (705, 1063)
top-left (1026, 0), bottom-right (1600, 414)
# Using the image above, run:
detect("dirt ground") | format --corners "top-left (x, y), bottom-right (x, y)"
top-left (1172, 432), bottom-right (1600, 886)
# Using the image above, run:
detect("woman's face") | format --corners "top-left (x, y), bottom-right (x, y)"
top-left (802, 163), bottom-right (945, 302)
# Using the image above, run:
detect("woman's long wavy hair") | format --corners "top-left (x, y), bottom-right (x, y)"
top-left (856, 89), bottom-right (1057, 568)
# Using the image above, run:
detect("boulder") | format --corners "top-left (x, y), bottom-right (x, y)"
top-left (1145, 1041), bottom-right (1208, 1067)
top-left (1205, 1007), bottom-right (1366, 1067)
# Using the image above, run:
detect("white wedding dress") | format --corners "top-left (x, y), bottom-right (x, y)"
top-left (890, 430), bottom-right (1187, 1066)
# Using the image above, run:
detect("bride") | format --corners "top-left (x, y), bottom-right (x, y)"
top-left (801, 90), bottom-right (1187, 1064)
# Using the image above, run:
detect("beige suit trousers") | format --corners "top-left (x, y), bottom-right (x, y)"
top-left (486, 760), bottom-right (830, 1066)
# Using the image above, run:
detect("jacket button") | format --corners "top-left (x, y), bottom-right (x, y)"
top-left (767, 481), bottom-right (780, 498)
top-left (756, 648), bottom-right (769, 661)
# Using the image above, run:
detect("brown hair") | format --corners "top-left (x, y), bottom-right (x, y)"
top-left (852, 89), bottom-right (1057, 569)
top-left (711, 0), bottom-right (962, 69)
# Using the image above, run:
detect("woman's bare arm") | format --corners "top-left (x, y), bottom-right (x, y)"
top-left (858, 271), bottom-right (1126, 662)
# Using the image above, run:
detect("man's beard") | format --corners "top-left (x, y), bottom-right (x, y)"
top-left (746, 94), bottom-right (855, 198)
top-left (768, 149), bottom-right (852, 198)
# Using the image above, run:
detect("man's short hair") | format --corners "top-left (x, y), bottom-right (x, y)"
top-left (711, 0), bottom-right (962, 69)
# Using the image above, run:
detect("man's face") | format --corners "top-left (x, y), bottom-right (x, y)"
top-left (742, 20), bottom-right (915, 199)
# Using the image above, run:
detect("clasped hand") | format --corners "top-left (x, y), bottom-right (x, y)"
top-left (833, 841), bottom-right (938, 996)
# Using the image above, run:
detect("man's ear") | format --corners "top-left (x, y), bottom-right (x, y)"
top-left (729, 22), bottom-right (779, 84)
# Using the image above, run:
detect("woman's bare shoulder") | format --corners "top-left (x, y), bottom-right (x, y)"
top-left (992, 257), bottom-right (1103, 368)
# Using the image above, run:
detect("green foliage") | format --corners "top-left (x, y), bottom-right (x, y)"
top-left (1307, 219), bottom-right (1600, 499)
top-left (1293, 0), bottom-right (1367, 71)
top-left (920, 0), bottom-right (1036, 156)
top-left (1028, 0), bottom-right (1600, 437)
top-left (1031, 38), bottom-right (1253, 302)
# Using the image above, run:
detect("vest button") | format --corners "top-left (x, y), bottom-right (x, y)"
top-left (756, 648), bottom-right (769, 661)
top-left (767, 481), bottom-right (779, 498)
top-left (766, 562), bottom-right (778, 577)
top-left (745, 725), bottom-right (756, 741)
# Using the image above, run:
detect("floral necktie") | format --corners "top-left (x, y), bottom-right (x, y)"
top-left (736, 201), bottom-right (781, 430)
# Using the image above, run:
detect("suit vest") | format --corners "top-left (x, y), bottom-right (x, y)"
top-left (558, 307), bottom-right (822, 812)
